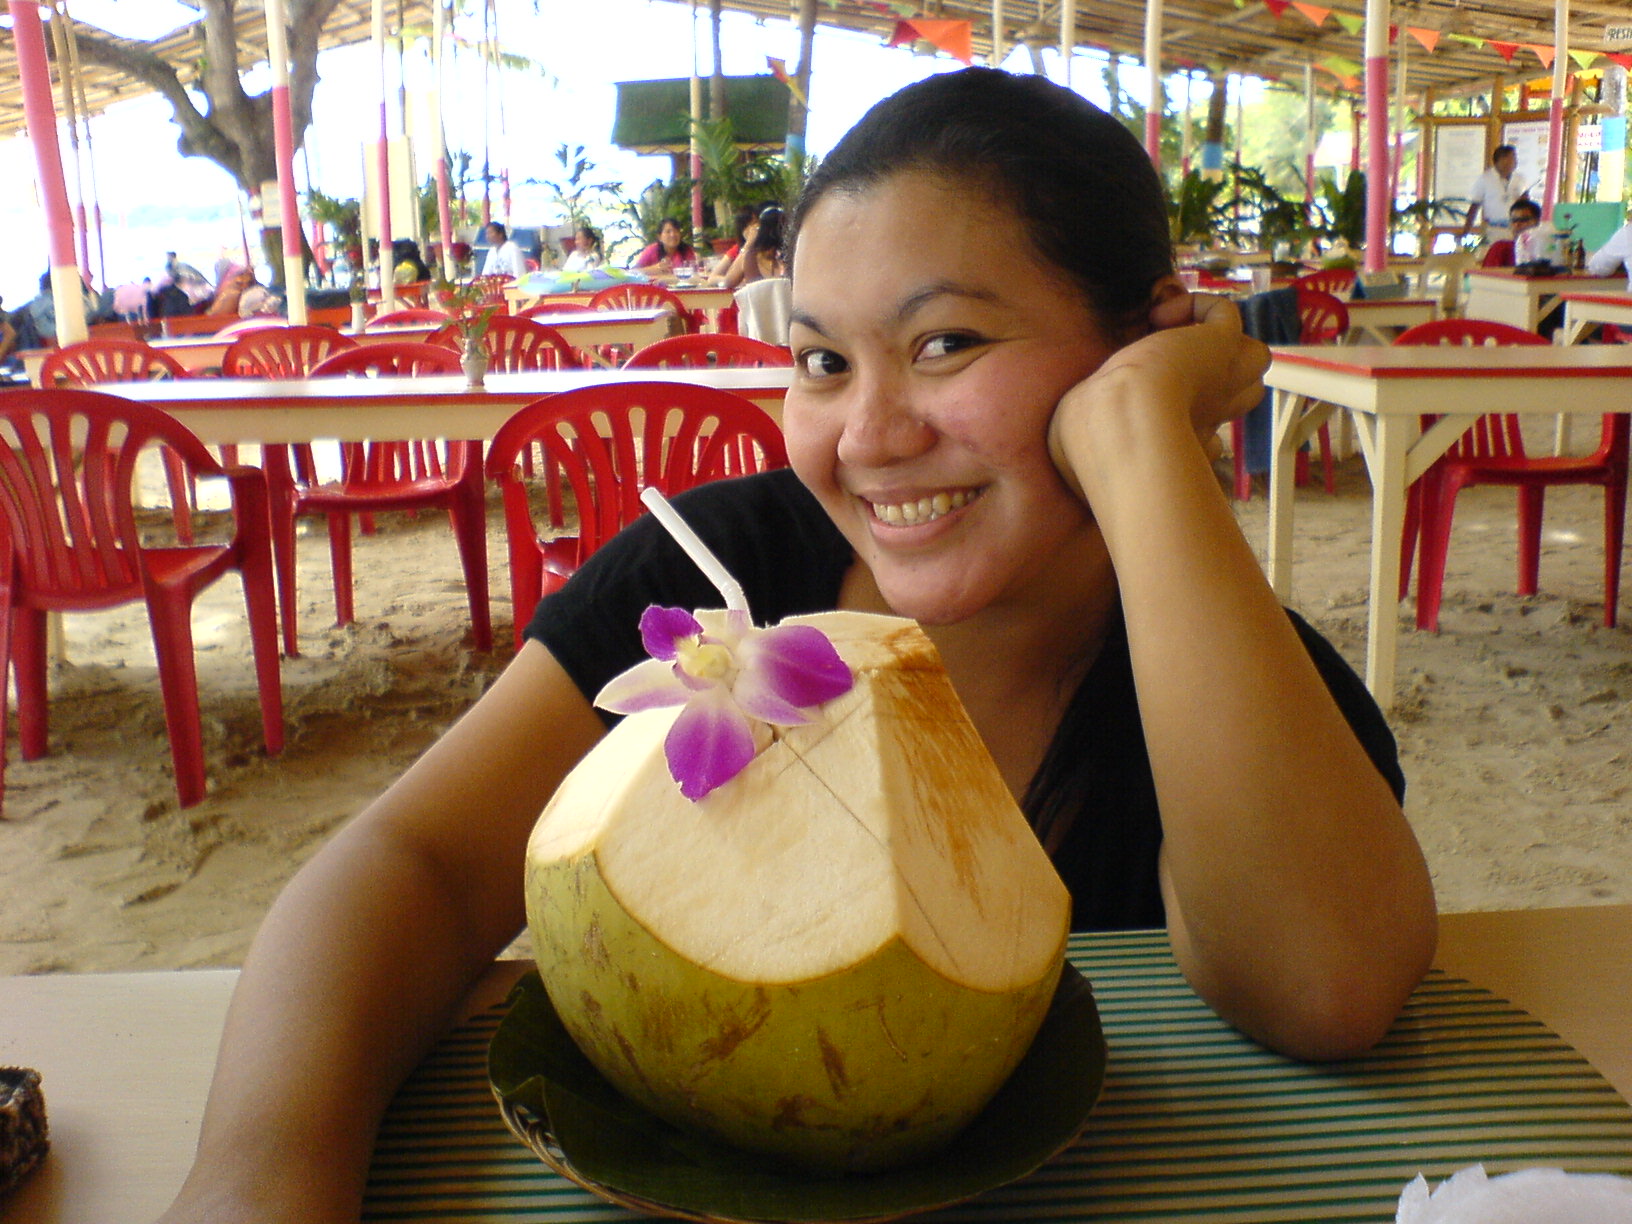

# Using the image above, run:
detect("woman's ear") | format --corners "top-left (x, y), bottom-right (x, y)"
top-left (1147, 274), bottom-right (1196, 331)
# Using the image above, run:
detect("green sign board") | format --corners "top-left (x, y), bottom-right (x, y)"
top-left (612, 76), bottom-right (790, 153)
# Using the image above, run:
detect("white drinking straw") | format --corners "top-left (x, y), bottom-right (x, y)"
top-left (640, 487), bottom-right (749, 613)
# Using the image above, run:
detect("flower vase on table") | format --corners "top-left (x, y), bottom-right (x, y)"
top-left (433, 271), bottom-right (498, 389)
top-left (461, 336), bottom-right (488, 388)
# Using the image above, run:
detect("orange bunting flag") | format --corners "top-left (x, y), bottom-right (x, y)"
top-left (1523, 44), bottom-right (1555, 69)
top-left (1487, 40), bottom-right (1519, 63)
top-left (1407, 26), bottom-right (1439, 52)
top-left (766, 56), bottom-right (808, 108)
top-left (1291, 2), bottom-right (1330, 26)
top-left (886, 19), bottom-right (974, 64)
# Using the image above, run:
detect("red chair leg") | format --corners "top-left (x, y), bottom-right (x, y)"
top-left (327, 509), bottom-right (356, 628)
top-left (1230, 419), bottom-right (1251, 501)
top-left (161, 447), bottom-right (195, 544)
top-left (237, 536), bottom-right (285, 757)
top-left (14, 607), bottom-right (49, 760)
top-left (1416, 471), bottom-right (1468, 633)
top-left (1516, 485), bottom-right (1545, 597)
top-left (1317, 422), bottom-right (1335, 493)
top-left (144, 588), bottom-right (208, 808)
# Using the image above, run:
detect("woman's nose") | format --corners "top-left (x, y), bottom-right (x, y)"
top-left (835, 378), bottom-right (936, 468)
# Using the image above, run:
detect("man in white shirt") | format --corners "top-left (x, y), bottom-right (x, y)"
top-left (1461, 145), bottom-right (1530, 245)
top-left (480, 222), bottom-right (527, 281)
top-left (1585, 219), bottom-right (1632, 290)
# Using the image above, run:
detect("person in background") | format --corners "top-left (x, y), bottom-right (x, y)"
top-left (708, 205), bottom-right (758, 282)
top-left (1461, 145), bottom-right (1529, 248)
top-left (392, 238), bottom-right (431, 285)
top-left (720, 205), bottom-right (786, 289)
top-left (1585, 214), bottom-right (1632, 290)
top-left (632, 216), bottom-right (698, 278)
top-left (1480, 199), bottom-right (1541, 268)
top-left (480, 223), bottom-right (527, 281)
top-left (562, 225), bottom-right (603, 272)
top-left (0, 297), bottom-right (17, 364)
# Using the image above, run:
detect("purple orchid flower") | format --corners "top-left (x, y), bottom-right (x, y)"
top-left (596, 606), bottom-right (854, 801)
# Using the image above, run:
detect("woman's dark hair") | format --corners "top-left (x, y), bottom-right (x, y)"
top-left (576, 225), bottom-right (602, 254)
top-left (787, 67), bottom-right (1173, 334)
top-left (485, 222), bottom-right (508, 242)
top-left (748, 206), bottom-right (785, 260)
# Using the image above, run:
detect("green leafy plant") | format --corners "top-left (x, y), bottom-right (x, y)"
top-left (531, 143), bottom-right (625, 230)
top-left (431, 269), bottom-right (497, 344)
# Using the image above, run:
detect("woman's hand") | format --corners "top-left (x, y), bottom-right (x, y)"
top-left (1047, 286), bottom-right (1268, 502)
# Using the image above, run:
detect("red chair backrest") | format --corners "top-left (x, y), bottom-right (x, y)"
top-left (38, 339), bottom-right (189, 387)
top-left (223, 325), bottom-right (359, 378)
top-left (1293, 267), bottom-right (1357, 298)
top-left (1392, 318), bottom-right (1549, 348)
top-left (471, 274), bottom-right (512, 307)
top-left (1295, 290), bottom-right (1349, 344)
top-left (393, 280), bottom-right (432, 308)
top-left (1481, 240), bottom-right (1516, 268)
top-left (623, 334), bottom-right (793, 369)
top-left (0, 389), bottom-right (223, 603)
top-left (485, 382), bottom-right (788, 566)
top-left (428, 316), bottom-right (582, 371)
top-left (370, 308), bottom-right (451, 328)
top-left (1392, 317), bottom-right (1550, 463)
top-left (308, 341), bottom-right (463, 378)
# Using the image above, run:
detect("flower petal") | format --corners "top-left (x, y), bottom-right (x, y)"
top-left (595, 658), bottom-right (694, 714)
top-left (731, 671), bottom-right (814, 726)
top-left (639, 605), bottom-right (702, 661)
top-left (665, 691), bottom-right (757, 800)
top-left (739, 624), bottom-right (854, 709)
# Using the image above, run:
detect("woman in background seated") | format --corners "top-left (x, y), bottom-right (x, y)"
top-left (562, 225), bottom-right (603, 271)
top-left (632, 217), bottom-right (698, 279)
top-left (721, 206), bottom-right (786, 290)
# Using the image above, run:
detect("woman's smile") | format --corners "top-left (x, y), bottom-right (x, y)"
top-left (863, 486), bottom-right (982, 529)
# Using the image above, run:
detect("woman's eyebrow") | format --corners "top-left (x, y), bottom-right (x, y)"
top-left (791, 281), bottom-right (1001, 338)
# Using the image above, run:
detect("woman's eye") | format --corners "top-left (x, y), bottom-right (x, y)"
top-left (796, 348), bottom-right (848, 379)
top-left (917, 333), bottom-right (983, 361)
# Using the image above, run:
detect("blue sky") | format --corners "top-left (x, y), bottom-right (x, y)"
top-left (1, 0), bottom-right (1139, 307)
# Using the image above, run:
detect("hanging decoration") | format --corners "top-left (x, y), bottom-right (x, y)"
top-left (1486, 40), bottom-right (1520, 63)
top-left (1263, 0), bottom-right (1290, 15)
top-left (1523, 44), bottom-right (1555, 69)
top-left (885, 18), bottom-right (974, 63)
top-left (1407, 27), bottom-right (1440, 53)
top-left (766, 56), bottom-right (808, 107)
top-left (1291, 3), bottom-right (1329, 27)
top-left (1570, 49), bottom-right (1601, 70)
top-left (1333, 12), bottom-right (1364, 34)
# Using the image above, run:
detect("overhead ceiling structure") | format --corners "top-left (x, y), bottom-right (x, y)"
top-left (655, 0), bottom-right (1632, 99)
top-left (0, 0), bottom-right (433, 141)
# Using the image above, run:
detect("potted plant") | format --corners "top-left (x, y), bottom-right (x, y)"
top-left (431, 271), bottom-right (498, 387)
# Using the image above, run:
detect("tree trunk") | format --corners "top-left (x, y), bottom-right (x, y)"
top-left (709, 0), bottom-right (726, 122)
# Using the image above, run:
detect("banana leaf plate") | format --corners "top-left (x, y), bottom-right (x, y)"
top-left (487, 964), bottom-right (1105, 1223)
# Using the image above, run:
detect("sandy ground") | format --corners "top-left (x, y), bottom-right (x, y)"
top-left (2, 451), bottom-right (1629, 976)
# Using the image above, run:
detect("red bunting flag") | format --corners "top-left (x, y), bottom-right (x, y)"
top-left (1606, 52), bottom-right (1632, 70)
top-left (886, 19), bottom-right (974, 64)
top-left (766, 56), bottom-right (807, 108)
top-left (1407, 27), bottom-right (1440, 52)
top-left (1523, 44), bottom-right (1555, 69)
top-left (1487, 40), bottom-right (1519, 63)
top-left (1263, 0), bottom-right (1290, 15)
top-left (1291, 2), bottom-right (1330, 26)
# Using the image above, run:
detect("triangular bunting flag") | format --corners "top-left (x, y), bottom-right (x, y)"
top-left (1607, 52), bottom-right (1632, 70)
top-left (1408, 26), bottom-right (1439, 52)
top-left (1570, 49), bottom-right (1601, 69)
top-left (766, 56), bottom-right (808, 108)
top-left (1487, 40), bottom-right (1519, 62)
top-left (1523, 44), bottom-right (1555, 68)
top-left (1335, 13), bottom-right (1365, 35)
top-left (1320, 54), bottom-right (1362, 76)
top-left (1292, 3), bottom-right (1330, 26)
top-left (885, 18), bottom-right (974, 64)
top-left (1263, 0), bottom-right (1290, 15)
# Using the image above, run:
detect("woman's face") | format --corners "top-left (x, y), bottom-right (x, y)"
top-left (785, 171), bottom-right (1118, 627)
top-left (658, 221), bottom-right (682, 251)
top-left (577, 228), bottom-right (595, 249)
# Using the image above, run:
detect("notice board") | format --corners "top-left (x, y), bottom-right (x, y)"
top-left (1432, 125), bottom-right (1487, 207)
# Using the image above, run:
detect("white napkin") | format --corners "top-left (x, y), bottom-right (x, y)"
top-left (1397, 1165), bottom-right (1632, 1223)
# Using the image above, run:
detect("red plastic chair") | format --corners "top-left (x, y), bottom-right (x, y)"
top-left (1231, 291), bottom-right (1346, 500)
top-left (623, 333), bottom-right (793, 369)
top-left (36, 339), bottom-right (198, 543)
top-left (1292, 267), bottom-right (1357, 299)
top-left (278, 342), bottom-right (491, 655)
top-left (1392, 317), bottom-right (1627, 630)
top-left (221, 325), bottom-right (358, 380)
top-left (471, 274), bottom-right (512, 309)
top-left (0, 389), bottom-right (283, 809)
top-left (1481, 240), bottom-right (1516, 269)
top-left (369, 307), bottom-right (451, 329)
top-left (484, 383), bottom-right (789, 651)
top-left (589, 282), bottom-right (702, 334)
top-left (428, 315), bottom-right (586, 371)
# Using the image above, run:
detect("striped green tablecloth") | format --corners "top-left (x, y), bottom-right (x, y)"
top-left (362, 930), bottom-right (1632, 1222)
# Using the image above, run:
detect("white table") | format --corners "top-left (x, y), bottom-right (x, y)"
top-left (1342, 297), bottom-right (1440, 345)
top-left (1463, 268), bottom-right (1624, 331)
top-left (4, 905), bottom-right (1627, 1224)
top-left (1559, 290), bottom-right (1632, 345)
top-left (93, 366), bottom-right (793, 445)
top-left (1263, 343), bottom-right (1632, 709)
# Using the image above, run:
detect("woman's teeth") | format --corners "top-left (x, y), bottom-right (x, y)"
top-left (871, 489), bottom-right (975, 525)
